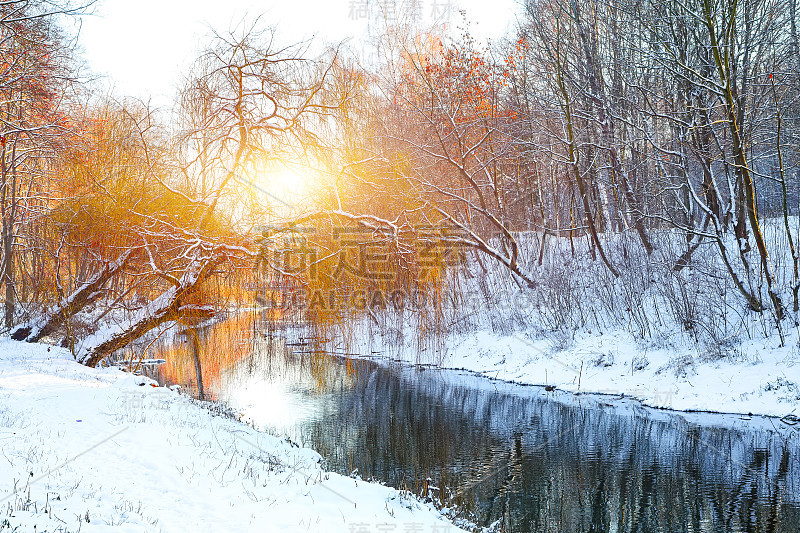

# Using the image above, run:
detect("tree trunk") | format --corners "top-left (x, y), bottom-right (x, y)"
top-left (11, 250), bottom-right (134, 342)
top-left (190, 328), bottom-right (205, 400)
top-left (77, 255), bottom-right (219, 367)
top-left (703, 0), bottom-right (783, 320)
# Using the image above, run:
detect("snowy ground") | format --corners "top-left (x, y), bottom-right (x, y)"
top-left (0, 339), bottom-right (465, 533)
top-left (337, 324), bottom-right (800, 420)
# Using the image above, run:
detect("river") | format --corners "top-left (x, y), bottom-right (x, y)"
top-left (132, 313), bottom-right (800, 532)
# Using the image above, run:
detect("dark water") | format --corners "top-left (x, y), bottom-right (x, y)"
top-left (143, 318), bottom-right (800, 532)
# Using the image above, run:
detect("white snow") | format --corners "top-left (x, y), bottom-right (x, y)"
top-left (334, 323), bottom-right (800, 419)
top-left (0, 339), bottom-right (465, 532)
top-left (447, 328), bottom-right (800, 417)
top-left (314, 223), bottom-right (800, 421)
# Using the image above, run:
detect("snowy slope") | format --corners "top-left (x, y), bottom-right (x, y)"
top-left (318, 224), bottom-right (800, 420)
top-left (332, 322), bottom-right (800, 419)
top-left (0, 339), bottom-right (465, 532)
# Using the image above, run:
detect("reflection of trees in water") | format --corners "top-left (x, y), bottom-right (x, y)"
top-left (133, 311), bottom-right (345, 398)
top-left (136, 312), bottom-right (259, 397)
top-left (490, 436), bottom-right (796, 532)
top-left (300, 366), bottom-right (800, 532)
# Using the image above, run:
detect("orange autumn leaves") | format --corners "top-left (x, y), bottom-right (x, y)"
top-left (398, 34), bottom-right (523, 124)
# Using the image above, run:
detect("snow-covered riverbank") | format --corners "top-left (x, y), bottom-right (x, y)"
top-left (279, 225), bottom-right (796, 421)
top-left (336, 324), bottom-right (800, 420)
top-left (0, 339), bottom-right (465, 532)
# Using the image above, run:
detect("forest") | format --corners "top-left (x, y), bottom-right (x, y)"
top-left (5, 0), bottom-right (800, 366)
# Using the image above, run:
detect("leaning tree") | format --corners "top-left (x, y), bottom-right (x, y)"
top-left (11, 22), bottom-right (343, 366)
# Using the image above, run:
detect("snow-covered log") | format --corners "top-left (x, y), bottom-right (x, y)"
top-left (76, 254), bottom-right (221, 367)
top-left (10, 250), bottom-right (135, 343)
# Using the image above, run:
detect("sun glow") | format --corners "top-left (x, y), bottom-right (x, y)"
top-left (266, 166), bottom-right (312, 201)
top-left (228, 158), bottom-right (327, 226)
top-left (242, 159), bottom-right (326, 214)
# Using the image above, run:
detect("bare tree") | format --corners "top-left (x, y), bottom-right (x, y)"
top-left (10, 22), bottom-right (343, 366)
top-left (0, 1), bottom-right (80, 328)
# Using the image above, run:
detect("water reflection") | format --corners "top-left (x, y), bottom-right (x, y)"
top-left (137, 314), bottom-right (800, 532)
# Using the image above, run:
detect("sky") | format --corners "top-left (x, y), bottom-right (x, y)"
top-left (76, 0), bottom-right (522, 108)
